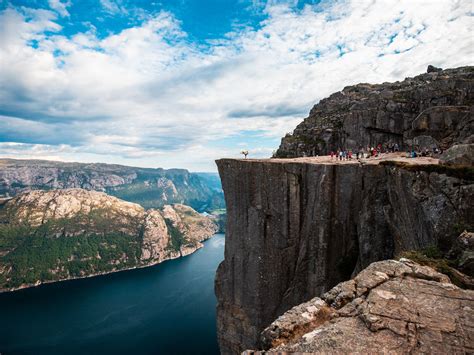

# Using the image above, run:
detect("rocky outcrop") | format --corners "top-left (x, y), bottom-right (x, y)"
top-left (215, 157), bottom-right (473, 354)
top-left (0, 189), bottom-right (218, 292)
top-left (440, 144), bottom-right (474, 167)
top-left (0, 158), bottom-right (224, 212)
top-left (276, 66), bottom-right (473, 158)
top-left (247, 259), bottom-right (474, 354)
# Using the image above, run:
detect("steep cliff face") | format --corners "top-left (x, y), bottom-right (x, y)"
top-left (276, 66), bottom-right (473, 158)
top-left (0, 159), bottom-right (224, 212)
top-left (215, 157), bottom-right (473, 354)
top-left (0, 189), bottom-right (218, 292)
top-left (251, 259), bottom-right (474, 354)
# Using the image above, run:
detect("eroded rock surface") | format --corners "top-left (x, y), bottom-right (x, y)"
top-left (0, 189), bottom-right (217, 292)
top-left (216, 157), bottom-right (473, 354)
top-left (247, 259), bottom-right (474, 354)
top-left (0, 158), bottom-right (224, 212)
top-left (276, 66), bottom-right (473, 158)
top-left (440, 144), bottom-right (474, 167)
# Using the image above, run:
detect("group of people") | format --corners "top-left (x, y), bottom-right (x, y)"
top-left (406, 146), bottom-right (442, 158)
top-left (329, 142), bottom-right (443, 161)
top-left (330, 143), bottom-right (400, 161)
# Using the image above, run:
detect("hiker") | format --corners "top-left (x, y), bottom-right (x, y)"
top-left (394, 143), bottom-right (399, 152)
top-left (330, 151), bottom-right (334, 159)
top-left (348, 150), bottom-right (353, 159)
top-left (339, 150), bottom-right (343, 161)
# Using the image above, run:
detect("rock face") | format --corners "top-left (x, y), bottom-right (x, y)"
top-left (275, 66), bottom-right (473, 158)
top-left (440, 144), bottom-right (474, 167)
top-left (0, 159), bottom-right (224, 212)
top-left (215, 157), bottom-right (473, 354)
top-left (251, 259), bottom-right (474, 354)
top-left (0, 189), bottom-right (218, 292)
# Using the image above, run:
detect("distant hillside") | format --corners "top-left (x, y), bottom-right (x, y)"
top-left (0, 188), bottom-right (218, 292)
top-left (0, 159), bottom-right (225, 213)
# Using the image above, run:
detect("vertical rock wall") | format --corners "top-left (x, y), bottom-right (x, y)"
top-left (215, 158), bottom-right (473, 354)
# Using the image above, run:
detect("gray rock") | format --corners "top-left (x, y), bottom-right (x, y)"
top-left (215, 158), bottom-right (474, 354)
top-left (440, 144), bottom-right (474, 166)
top-left (427, 64), bottom-right (443, 73)
top-left (275, 66), bottom-right (473, 158)
top-left (250, 259), bottom-right (474, 354)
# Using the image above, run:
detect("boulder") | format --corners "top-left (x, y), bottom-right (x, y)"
top-left (427, 64), bottom-right (443, 73)
top-left (440, 144), bottom-right (474, 166)
top-left (247, 259), bottom-right (474, 354)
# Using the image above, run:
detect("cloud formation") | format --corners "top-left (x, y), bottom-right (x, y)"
top-left (0, 0), bottom-right (472, 171)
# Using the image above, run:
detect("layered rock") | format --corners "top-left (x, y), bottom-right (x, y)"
top-left (246, 259), bottom-right (474, 354)
top-left (275, 66), bottom-right (473, 158)
top-left (0, 158), bottom-right (224, 212)
top-left (215, 156), bottom-right (473, 354)
top-left (0, 189), bottom-right (218, 292)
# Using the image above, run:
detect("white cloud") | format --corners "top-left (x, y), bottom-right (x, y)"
top-left (48, 0), bottom-right (71, 17)
top-left (0, 0), bottom-right (472, 171)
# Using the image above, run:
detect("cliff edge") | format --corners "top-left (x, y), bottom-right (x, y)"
top-left (276, 66), bottom-right (473, 158)
top-left (216, 155), bottom-right (473, 353)
top-left (246, 259), bottom-right (474, 354)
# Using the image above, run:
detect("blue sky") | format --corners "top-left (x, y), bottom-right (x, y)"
top-left (0, 0), bottom-right (472, 171)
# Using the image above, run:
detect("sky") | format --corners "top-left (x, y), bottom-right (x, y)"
top-left (0, 0), bottom-right (472, 171)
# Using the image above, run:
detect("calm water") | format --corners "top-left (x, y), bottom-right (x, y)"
top-left (0, 234), bottom-right (225, 355)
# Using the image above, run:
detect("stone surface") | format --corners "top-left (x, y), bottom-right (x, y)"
top-left (215, 157), bottom-right (473, 354)
top-left (275, 66), bottom-right (473, 158)
top-left (440, 144), bottom-right (474, 167)
top-left (0, 189), bottom-right (217, 292)
top-left (0, 158), bottom-right (224, 212)
top-left (248, 259), bottom-right (474, 354)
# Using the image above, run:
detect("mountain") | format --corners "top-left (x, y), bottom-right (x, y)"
top-left (0, 159), bottom-right (225, 213)
top-left (276, 66), bottom-right (473, 157)
top-left (0, 188), bottom-right (217, 292)
top-left (215, 66), bottom-right (473, 353)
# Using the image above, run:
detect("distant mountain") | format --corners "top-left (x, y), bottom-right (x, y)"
top-left (0, 159), bottom-right (225, 213)
top-left (0, 188), bottom-right (218, 292)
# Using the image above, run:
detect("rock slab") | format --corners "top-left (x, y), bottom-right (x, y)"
top-left (246, 259), bottom-right (474, 354)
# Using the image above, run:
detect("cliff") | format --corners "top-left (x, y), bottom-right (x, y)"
top-left (247, 259), bottom-right (474, 353)
top-left (0, 159), bottom-right (224, 212)
top-left (276, 66), bottom-right (473, 158)
top-left (0, 188), bottom-right (218, 292)
top-left (215, 155), bottom-right (473, 354)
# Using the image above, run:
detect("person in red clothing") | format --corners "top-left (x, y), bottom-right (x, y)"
top-left (330, 151), bottom-right (334, 159)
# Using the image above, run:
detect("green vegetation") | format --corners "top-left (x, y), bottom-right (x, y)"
top-left (164, 218), bottom-right (186, 252)
top-left (0, 220), bottom-right (142, 289)
top-left (399, 246), bottom-right (472, 289)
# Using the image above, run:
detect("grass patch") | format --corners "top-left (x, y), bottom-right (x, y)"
top-left (399, 246), bottom-right (472, 289)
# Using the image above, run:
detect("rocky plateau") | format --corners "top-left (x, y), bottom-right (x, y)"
top-left (215, 66), bottom-right (474, 354)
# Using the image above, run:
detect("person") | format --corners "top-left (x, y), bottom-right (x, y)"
top-left (339, 150), bottom-right (343, 161)
top-left (348, 150), bottom-right (353, 159)
top-left (394, 143), bottom-right (399, 152)
top-left (330, 151), bottom-right (334, 159)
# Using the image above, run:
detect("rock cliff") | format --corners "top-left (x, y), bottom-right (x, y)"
top-left (0, 159), bottom-right (224, 212)
top-left (0, 188), bottom-right (217, 292)
top-left (276, 66), bottom-right (473, 158)
top-left (215, 156), bottom-right (473, 354)
top-left (246, 259), bottom-right (474, 354)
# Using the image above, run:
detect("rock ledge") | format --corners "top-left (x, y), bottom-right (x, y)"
top-left (245, 259), bottom-right (474, 354)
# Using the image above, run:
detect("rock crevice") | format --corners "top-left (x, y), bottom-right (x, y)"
top-left (216, 158), bottom-right (473, 354)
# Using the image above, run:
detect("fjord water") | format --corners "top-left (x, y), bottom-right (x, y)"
top-left (0, 234), bottom-right (225, 355)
